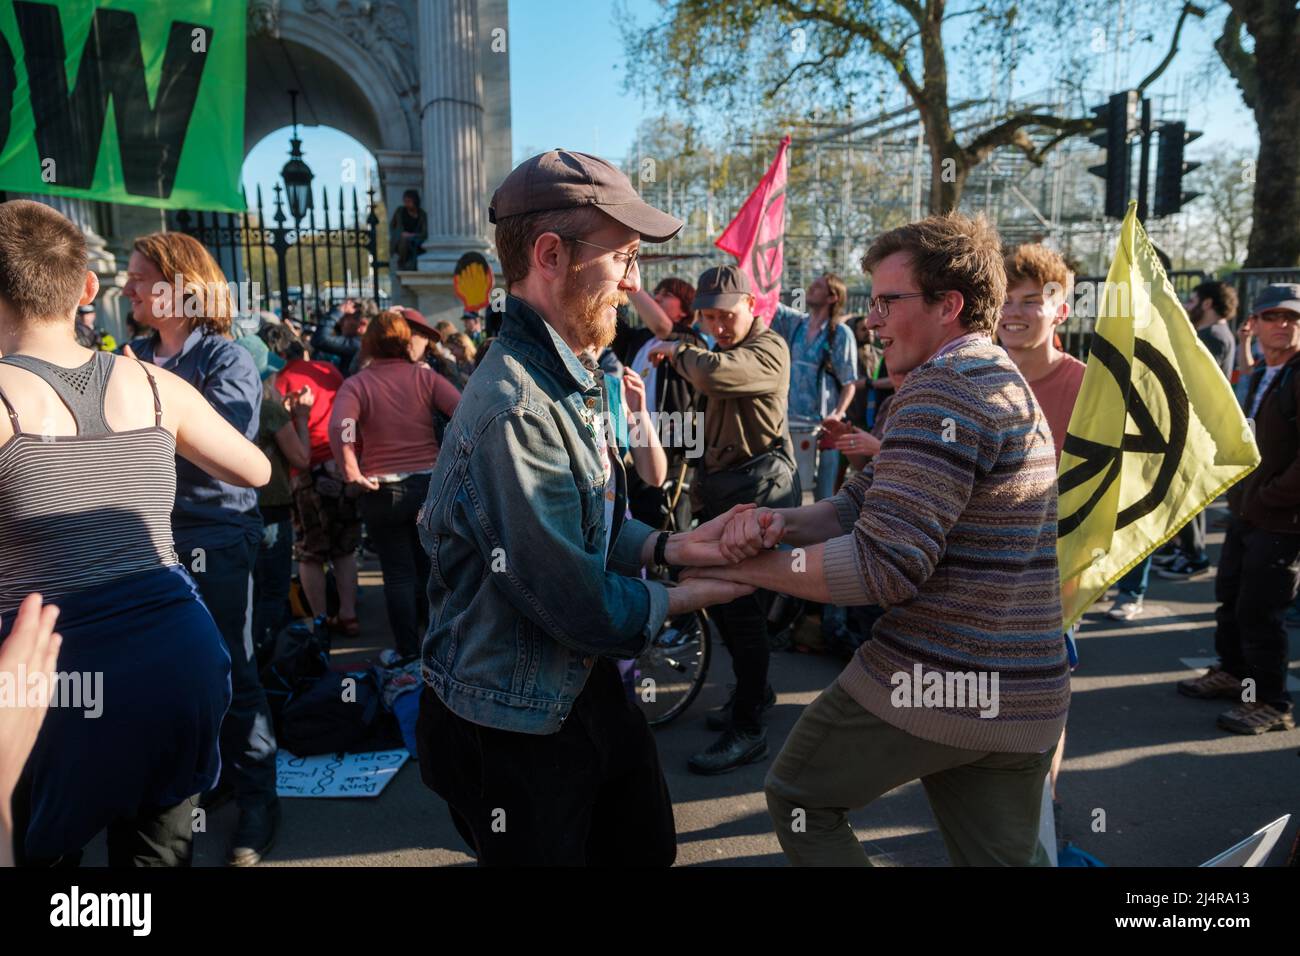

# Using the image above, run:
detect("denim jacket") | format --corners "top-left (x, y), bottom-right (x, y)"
top-left (418, 295), bottom-right (671, 734)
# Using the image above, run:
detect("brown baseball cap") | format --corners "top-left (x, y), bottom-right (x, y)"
top-left (489, 149), bottom-right (684, 243)
top-left (693, 265), bottom-right (753, 311)
top-left (396, 306), bottom-right (441, 342)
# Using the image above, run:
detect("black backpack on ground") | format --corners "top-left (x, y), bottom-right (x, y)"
top-left (260, 618), bottom-right (331, 729)
top-left (279, 667), bottom-right (401, 756)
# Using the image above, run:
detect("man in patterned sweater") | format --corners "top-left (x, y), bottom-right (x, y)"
top-left (687, 213), bottom-right (1070, 865)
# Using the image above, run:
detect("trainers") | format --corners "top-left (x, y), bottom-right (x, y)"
top-left (687, 728), bottom-right (769, 775)
top-left (705, 683), bottom-right (777, 731)
top-left (1177, 665), bottom-right (1243, 700)
top-left (1156, 554), bottom-right (1211, 580)
top-left (227, 800), bottom-right (282, 867)
top-left (1151, 546), bottom-right (1182, 568)
top-left (1217, 702), bottom-right (1296, 735)
top-left (1106, 592), bottom-right (1144, 621)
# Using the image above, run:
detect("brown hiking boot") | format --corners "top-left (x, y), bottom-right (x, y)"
top-left (1217, 702), bottom-right (1296, 735)
top-left (1176, 665), bottom-right (1243, 700)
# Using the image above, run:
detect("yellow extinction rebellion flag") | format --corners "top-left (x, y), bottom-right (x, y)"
top-left (1057, 203), bottom-right (1259, 628)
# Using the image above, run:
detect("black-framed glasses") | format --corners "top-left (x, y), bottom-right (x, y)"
top-left (557, 235), bottom-right (640, 280)
top-left (867, 291), bottom-right (929, 318)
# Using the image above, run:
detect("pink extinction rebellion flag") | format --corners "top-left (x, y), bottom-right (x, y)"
top-left (715, 134), bottom-right (790, 323)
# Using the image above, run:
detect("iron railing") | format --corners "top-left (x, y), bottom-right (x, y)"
top-left (175, 182), bottom-right (387, 330)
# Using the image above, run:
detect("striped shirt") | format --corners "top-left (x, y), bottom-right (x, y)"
top-left (821, 336), bottom-right (1070, 753)
top-left (0, 354), bottom-right (179, 615)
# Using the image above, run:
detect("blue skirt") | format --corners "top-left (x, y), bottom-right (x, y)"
top-left (4, 564), bottom-right (232, 860)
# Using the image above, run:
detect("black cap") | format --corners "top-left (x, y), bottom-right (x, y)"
top-left (694, 265), bottom-right (753, 311)
top-left (489, 149), bottom-right (684, 243)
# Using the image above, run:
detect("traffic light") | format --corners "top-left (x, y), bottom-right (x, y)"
top-left (1153, 121), bottom-right (1202, 218)
top-left (1088, 91), bottom-right (1139, 220)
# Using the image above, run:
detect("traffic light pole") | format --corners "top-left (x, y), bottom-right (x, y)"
top-left (1090, 89), bottom-right (1199, 223)
top-left (1136, 97), bottom-right (1152, 224)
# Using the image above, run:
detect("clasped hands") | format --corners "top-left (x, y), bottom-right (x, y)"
top-left (658, 503), bottom-right (787, 612)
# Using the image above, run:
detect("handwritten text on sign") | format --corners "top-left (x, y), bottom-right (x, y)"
top-left (276, 749), bottom-right (409, 799)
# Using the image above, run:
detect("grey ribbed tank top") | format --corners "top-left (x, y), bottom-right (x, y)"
top-left (0, 350), bottom-right (180, 614)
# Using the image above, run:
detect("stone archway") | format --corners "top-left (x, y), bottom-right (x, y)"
top-left (247, 0), bottom-right (426, 300)
top-left (80, 0), bottom-right (509, 324)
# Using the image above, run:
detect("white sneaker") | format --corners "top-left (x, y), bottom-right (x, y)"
top-left (1107, 592), bottom-right (1144, 621)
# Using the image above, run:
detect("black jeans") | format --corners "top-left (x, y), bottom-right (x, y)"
top-left (359, 474), bottom-right (431, 658)
top-left (13, 791), bottom-right (199, 868)
top-left (1214, 516), bottom-right (1300, 709)
top-left (710, 590), bottom-right (773, 733)
top-left (182, 534), bottom-right (278, 810)
top-left (701, 460), bottom-right (801, 734)
top-left (416, 661), bottom-right (677, 866)
top-left (253, 509), bottom-right (294, 656)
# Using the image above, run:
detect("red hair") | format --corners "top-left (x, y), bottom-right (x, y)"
top-left (363, 310), bottom-right (413, 360)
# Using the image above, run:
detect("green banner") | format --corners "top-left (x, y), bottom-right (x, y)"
top-left (0, 0), bottom-right (246, 211)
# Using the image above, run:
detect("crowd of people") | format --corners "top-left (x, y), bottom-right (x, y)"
top-left (0, 141), bottom-right (1297, 868)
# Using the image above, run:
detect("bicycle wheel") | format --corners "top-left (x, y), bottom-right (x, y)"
top-left (634, 608), bottom-right (712, 727)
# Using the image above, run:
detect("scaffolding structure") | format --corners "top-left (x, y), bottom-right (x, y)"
top-left (631, 83), bottom-right (1204, 299)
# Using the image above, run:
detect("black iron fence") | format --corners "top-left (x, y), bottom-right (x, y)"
top-left (174, 183), bottom-right (388, 329)
top-left (1232, 268), bottom-right (1300, 322)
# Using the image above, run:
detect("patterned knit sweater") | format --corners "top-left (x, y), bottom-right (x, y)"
top-left (821, 335), bottom-right (1070, 753)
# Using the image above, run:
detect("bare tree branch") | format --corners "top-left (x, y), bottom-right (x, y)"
top-left (895, 0), bottom-right (926, 28)
top-left (895, 6), bottom-right (989, 49)
top-left (962, 113), bottom-right (1095, 166)
top-left (1137, 2), bottom-right (1207, 93)
top-left (770, 0), bottom-right (926, 103)
top-left (1214, 10), bottom-right (1258, 111)
top-left (1030, 129), bottom-right (1084, 164)
top-left (770, 49), bottom-right (842, 96)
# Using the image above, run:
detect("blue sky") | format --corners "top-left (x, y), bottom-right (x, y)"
top-left (244, 0), bottom-right (1258, 205)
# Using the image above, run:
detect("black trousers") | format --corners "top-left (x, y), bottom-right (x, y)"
top-left (415, 661), bottom-right (677, 866)
top-left (13, 790), bottom-right (198, 868)
top-left (1214, 516), bottom-right (1300, 709)
top-left (182, 535), bottom-right (278, 811)
top-left (358, 474), bottom-right (432, 658)
top-left (709, 589), bottom-right (773, 733)
top-left (701, 463), bottom-right (801, 733)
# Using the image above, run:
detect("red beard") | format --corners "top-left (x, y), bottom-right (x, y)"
top-left (559, 270), bottom-right (625, 352)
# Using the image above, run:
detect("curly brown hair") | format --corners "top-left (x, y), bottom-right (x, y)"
top-left (1003, 243), bottom-right (1073, 300)
top-left (862, 213), bottom-right (1006, 334)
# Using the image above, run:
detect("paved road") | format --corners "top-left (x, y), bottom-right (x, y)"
top-left (85, 503), bottom-right (1300, 866)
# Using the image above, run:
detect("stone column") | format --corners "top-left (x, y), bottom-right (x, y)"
top-left (403, 0), bottom-right (492, 322)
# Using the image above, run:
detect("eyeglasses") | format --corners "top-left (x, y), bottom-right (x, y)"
top-left (1256, 311), bottom-right (1299, 325)
top-left (867, 291), bottom-right (929, 319)
top-left (558, 235), bottom-right (640, 281)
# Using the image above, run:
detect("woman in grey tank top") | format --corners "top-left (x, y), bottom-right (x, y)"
top-left (0, 200), bottom-right (270, 867)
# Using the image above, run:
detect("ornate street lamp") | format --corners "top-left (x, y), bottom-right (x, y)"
top-left (280, 89), bottom-right (314, 223)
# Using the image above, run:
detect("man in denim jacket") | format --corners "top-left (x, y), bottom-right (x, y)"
top-left (415, 150), bottom-right (756, 866)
